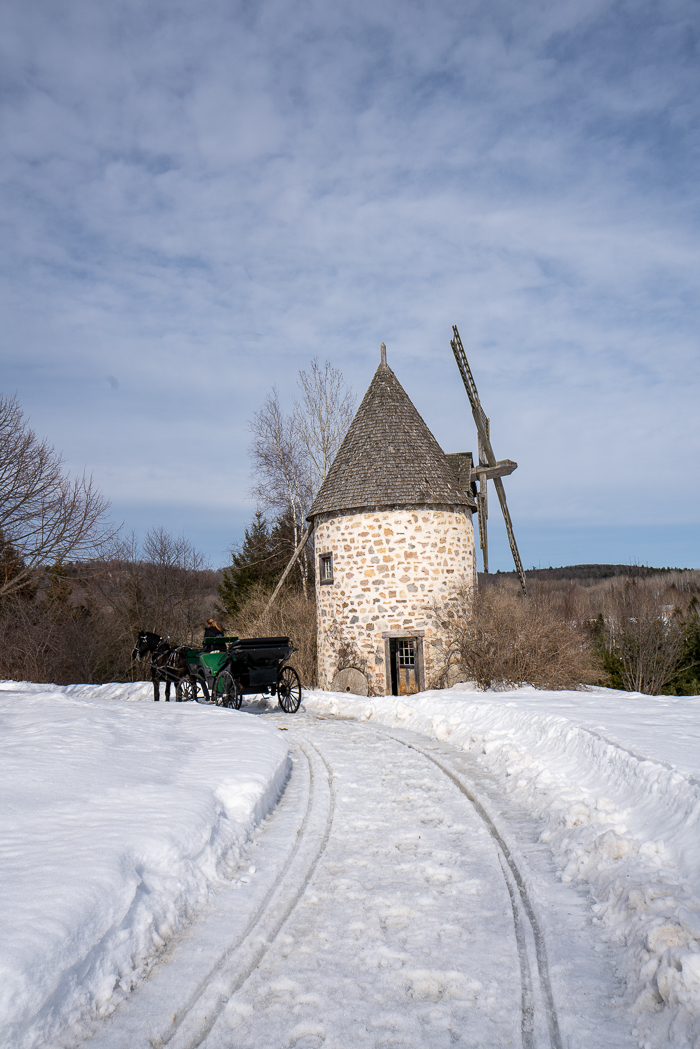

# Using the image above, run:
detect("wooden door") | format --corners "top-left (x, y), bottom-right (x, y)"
top-left (389, 637), bottom-right (419, 696)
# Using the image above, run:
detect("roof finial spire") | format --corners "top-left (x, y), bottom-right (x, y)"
top-left (380, 342), bottom-right (387, 366)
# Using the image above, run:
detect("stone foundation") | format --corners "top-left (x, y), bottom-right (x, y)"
top-left (314, 505), bottom-right (476, 694)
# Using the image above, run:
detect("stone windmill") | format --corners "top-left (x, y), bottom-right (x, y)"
top-left (305, 344), bottom-right (477, 696)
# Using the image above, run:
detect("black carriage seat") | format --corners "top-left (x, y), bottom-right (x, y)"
top-left (235, 637), bottom-right (290, 646)
top-left (231, 637), bottom-right (292, 664)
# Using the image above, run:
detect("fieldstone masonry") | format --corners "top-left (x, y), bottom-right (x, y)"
top-left (315, 505), bottom-right (475, 693)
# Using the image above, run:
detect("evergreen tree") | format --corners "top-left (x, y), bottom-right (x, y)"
top-left (0, 537), bottom-right (37, 602)
top-left (218, 511), bottom-right (291, 617)
top-left (269, 511), bottom-right (297, 571)
top-left (669, 598), bottom-right (700, 696)
top-left (589, 613), bottom-right (625, 689)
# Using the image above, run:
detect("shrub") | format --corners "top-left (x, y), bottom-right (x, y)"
top-left (432, 579), bottom-right (597, 691)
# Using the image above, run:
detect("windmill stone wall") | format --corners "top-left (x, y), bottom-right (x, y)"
top-left (307, 349), bottom-right (477, 695)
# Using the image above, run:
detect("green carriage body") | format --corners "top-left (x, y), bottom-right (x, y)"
top-left (185, 638), bottom-right (239, 698)
top-left (182, 635), bottom-right (301, 712)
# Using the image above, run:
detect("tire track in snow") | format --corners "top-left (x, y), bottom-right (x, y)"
top-left (92, 714), bottom-right (558, 1049)
top-left (83, 735), bottom-right (336, 1049)
top-left (162, 735), bottom-right (336, 1049)
top-left (375, 726), bottom-right (563, 1049)
top-left (215, 714), bottom-right (527, 1047)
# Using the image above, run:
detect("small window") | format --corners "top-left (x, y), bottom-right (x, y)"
top-left (319, 553), bottom-right (334, 584)
top-left (397, 638), bottom-right (415, 667)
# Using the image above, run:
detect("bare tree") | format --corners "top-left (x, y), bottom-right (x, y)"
top-left (0, 565), bottom-right (122, 686)
top-left (294, 358), bottom-right (356, 494)
top-left (0, 528), bottom-right (219, 685)
top-left (248, 361), bottom-right (354, 593)
top-left (603, 579), bottom-right (685, 695)
top-left (97, 527), bottom-right (214, 648)
top-left (0, 394), bottom-right (115, 598)
top-left (249, 389), bottom-right (313, 547)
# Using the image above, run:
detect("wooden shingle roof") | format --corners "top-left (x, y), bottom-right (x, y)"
top-left (307, 357), bottom-right (476, 519)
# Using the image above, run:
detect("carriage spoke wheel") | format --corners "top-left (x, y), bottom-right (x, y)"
top-left (213, 669), bottom-right (241, 710)
top-left (277, 665), bottom-right (301, 713)
top-left (175, 678), bottom-right (197, 702)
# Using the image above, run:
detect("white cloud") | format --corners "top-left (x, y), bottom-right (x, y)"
top-left (1, 0), bottom-right (698, 567)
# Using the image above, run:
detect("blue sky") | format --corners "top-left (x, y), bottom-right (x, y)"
top-left (1, 0), bottom-right (699, 571)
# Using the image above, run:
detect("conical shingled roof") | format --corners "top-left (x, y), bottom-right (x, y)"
top-left (307, 359), bottom-right (476, 519)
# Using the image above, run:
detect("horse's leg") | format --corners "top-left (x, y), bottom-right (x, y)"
top-left (165, 676), bottom-right (171, 702)
top-left (152, 669), bottom-right (159, 702)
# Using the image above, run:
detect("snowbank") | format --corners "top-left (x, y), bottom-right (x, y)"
top-left (302, 685), bottom-right (700, 1047)
top-left (0, 683), bottom-right (290, 1049)
top-left (0, 679), bottom-right (155, 702)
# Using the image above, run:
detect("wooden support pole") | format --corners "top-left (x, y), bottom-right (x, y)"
top-left (264, 523), bottom-right (314, 612)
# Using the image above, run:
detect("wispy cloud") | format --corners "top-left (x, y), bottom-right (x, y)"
top-left (1, 0), bottom-right (698, 567)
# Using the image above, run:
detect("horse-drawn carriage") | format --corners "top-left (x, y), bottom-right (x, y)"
top-left (132, 632), bottom-right (302, 713)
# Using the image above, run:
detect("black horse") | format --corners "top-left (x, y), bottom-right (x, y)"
top-left (132, 630), bottom-right (193, 702)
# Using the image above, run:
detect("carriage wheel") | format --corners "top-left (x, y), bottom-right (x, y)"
top-left (176, 678), bottom-right (197, 702)
top-left (213, 669), bottom-right (241, 710)
top-left (277, 666), bottom-right (301, 713)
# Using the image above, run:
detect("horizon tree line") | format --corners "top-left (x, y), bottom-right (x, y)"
top-left (1, 374), bottom-right (698, 695)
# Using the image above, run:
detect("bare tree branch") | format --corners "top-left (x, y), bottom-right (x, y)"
top-left (249, 362), bottom-right (355, 520)
top-left (604, 579), bottom-right (685, 695)
top-left (294, 358), bottom-right (355, 493)
top-left (247, 364), bottom-right (354, 597)
top-left (95, 528), bottom-right (214, 646)
top-left (248, 388), bottom-right (313, 543)
top-left (0, 394), bottom-right (117, 598)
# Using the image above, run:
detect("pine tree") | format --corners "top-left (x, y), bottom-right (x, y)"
top-left (0, 538), bottom-right (37, 602)
top-left (218, 512), bottom-right (282, 617)
top-left (669, 598), bottom-right (700, 696)
top-left (269, 511), bottom-right (297, 571)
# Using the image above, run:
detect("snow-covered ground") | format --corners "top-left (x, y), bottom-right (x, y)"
top-left (3, 678), bottom-right (700, 1048)
top-left (0, 682), bottom-right (290, 1049)
top-left (302, 684), bottom-right (700, 1048)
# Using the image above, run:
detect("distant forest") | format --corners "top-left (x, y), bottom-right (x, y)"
top-left (481, 564), bottom-right (697, 585)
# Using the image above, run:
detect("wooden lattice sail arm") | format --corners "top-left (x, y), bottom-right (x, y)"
top-left (450, 324), bottom-right (528, 596)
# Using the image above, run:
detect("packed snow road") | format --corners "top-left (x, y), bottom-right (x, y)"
top-left (86, 712), bottom-right (633, 1049)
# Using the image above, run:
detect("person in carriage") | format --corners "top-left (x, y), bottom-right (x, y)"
top-left (203, 618), bottom-right (226, 652)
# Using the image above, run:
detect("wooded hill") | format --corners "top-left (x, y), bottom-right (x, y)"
top-left (482, 564), bottom-right (698, 585)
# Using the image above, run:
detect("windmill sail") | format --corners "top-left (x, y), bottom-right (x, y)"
top-left (450, 325), bottom-right (528, 595)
